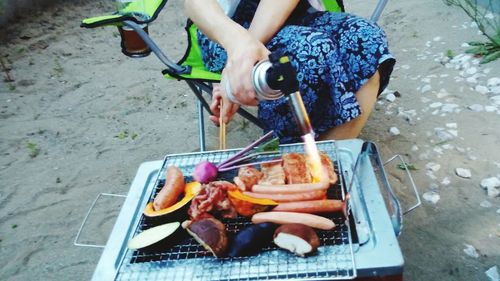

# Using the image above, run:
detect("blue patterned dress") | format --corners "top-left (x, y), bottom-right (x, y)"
top-left (198, 0), bottom-right (395, 143)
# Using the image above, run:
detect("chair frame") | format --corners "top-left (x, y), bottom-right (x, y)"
top-left (123, 0), bottom-right (389, 151)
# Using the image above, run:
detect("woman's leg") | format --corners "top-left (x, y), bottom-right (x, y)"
top-left (319, 70), bottom-right (380, 140)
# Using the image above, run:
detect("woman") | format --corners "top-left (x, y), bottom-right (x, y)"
top-left (185, 0), bottom-right (395, 143)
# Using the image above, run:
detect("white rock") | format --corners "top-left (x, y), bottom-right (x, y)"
top-left (461, 42), bottom-right (469, 48)
top-left (455, 168), bottom-right (472, 178)
top-left (487, 186), bottom-right (500, 198)
top-left (437, 89), bottom-right (449, 98)
top-left (475, 85), bottom-right (489, 94)
top-left (430, 102), bottom-right (442, 108)
top-left (491, 86), bottom-right (500, 95)
top-left (421, 84), bottom-right (432, 93)
top-left (441, 177), bottom-right (451, 186)
top-left (426, 162), bottom-right (441, 172)
top-left (463, 244), bottom-right (480, 258)
top-left (485, 266), bottom-right (499, 281)
top-left (446, 123), bottom-right (457, 129)
top-left (423, 191), bottom-right (440, 204)
top-left (433, 147), bottom-right (444, 154)
top-left (411, 145), bottom-right (419, 151)
top-left (470, 21), bottom-right (478, 28)
top-left (426, 170), bottom-right (437, 180)
top-left (389, 127), bottom-right (400, 136)
top-left (480, 200), bottom-right (492, 208)
top-left (435, 129), bottom-right (454, 142)
top-left (448, 130), bottom-right (458, 137)
top-left (385, 93), bottom-right (396, 102)
top-left (429, 182), bottom-right (439, 191)
top-left (485, 12), bottom-right (494, 19)
top-left (487, 77), bottom-right (500, 87)
top-left (433, 36), bottom-right (441, 41)
top-left (442, 144), bottom-right (454, 150)
top-left (466, 76), bottom-right (478, 84)
top-left (441, 104), bottom-right (459, 113)
top-left (468, 104), bottom-right (484, 112)
top-left (491, 96), bottom-right (500, 106)
top-left (481, 177), bottom-right (500, 189)
top-left (466, 67), bottom-right (477, 75)
top-left (485, 106), bottom-right (498, 112)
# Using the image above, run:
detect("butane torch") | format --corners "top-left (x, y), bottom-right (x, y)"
top-left (251, 52), bottom-right (313, 136)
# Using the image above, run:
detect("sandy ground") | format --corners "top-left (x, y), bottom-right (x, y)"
top-left (0, 0), bottom-right (499, 280)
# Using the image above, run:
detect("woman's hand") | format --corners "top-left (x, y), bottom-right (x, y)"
top-left (210, 32), bottom-right (270, 125)
top-left (209, 80), bottom-right (240, 125)
top-left (222, 32), bottom-right (271, 107)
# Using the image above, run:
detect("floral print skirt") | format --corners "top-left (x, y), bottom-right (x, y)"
top-left (198, 3), bottom-right (396, 143)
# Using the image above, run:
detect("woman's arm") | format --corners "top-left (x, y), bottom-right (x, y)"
top-left (248, 0), bottom-right (300, 44)
top-left (184, 0), bottom-right (247, 55)
top-left (184, 0), bottom-right (300, 123)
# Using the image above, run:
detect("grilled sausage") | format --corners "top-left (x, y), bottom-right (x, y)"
top-left (252, 211), bottom-right (335, 230)
top-left (243, 190), bottom-right (326, 203)
top-left (153, 166), bottom-right (185, 211)
top-left (251, 181), bottom-right (329, 194)
top-left (272, 200), bottom-right (344, 214)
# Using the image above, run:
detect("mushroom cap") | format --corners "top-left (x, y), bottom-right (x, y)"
top-left (273, 223), bottom-right (320, 257)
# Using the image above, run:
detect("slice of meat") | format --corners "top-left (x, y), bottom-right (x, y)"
top-left (188, 181), bottom-right (237, 220)
top-left (282, 153), bottom-right (311, 184)
top-left (258, 162), bottom-right (285, 185)
top-left (234, 167), bottom-right (263, 191)
top-left (319, 152), bottom-right (338, 184)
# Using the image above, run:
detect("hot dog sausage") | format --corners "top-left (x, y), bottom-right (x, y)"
top-left (272, 200), bottom-right (344, 213)
top-left (243, 190), bottom-right (326, 203)
top-left (251, 181), bottom-right (329, 194)
top-left (153, 166), bottom-right (185, 211)
top-left (252, 211), bottom-right (335, 230)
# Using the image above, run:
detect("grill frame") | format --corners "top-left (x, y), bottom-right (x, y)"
top-left (91, 139), bottom-right (405, 281)
top-left (115, 141), bottom-right (357, 281)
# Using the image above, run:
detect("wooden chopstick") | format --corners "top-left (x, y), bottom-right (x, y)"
top-left (219, 100), bottom-right (226, 150)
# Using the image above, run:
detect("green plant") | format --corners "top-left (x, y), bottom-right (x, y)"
top-left (397, 163), bottom-right (418, 171)
top-left (27, 142), bottom-right (40, 158)
top-left (446, 49), bottom-right (455, 59)
top-left (445, 0), bottom-right (500, 63)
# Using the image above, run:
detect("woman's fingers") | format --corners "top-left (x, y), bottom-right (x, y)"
top-left (210, 84), bottom-right (222, 125)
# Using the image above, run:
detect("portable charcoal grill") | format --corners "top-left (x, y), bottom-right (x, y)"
top-left (76, 139), bottom-right (420, 281)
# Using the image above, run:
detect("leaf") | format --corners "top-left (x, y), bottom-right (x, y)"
top-left (468, 41), bottom-right (485, 46)
top-left (465, 45), bottom-right (489, 55)
top-left (480, 49), bottom-right (500, 64)
top-left (397, 163), bottom-right (418, 171)
top-left (254, 137), bottom-right (280, 153)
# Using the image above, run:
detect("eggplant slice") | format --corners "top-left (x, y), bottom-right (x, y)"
top-left (128, 221), bottom-right (184, 253)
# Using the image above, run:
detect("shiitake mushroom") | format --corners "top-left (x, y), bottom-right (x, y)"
top-left (273, 223), bottom-right (320, 257)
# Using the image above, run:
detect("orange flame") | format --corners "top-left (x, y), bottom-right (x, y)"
top-left (303, 133), bottom-right (324, 183)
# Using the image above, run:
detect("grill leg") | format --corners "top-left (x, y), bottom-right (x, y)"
top-left (197, 99), bottom-right (206, 152)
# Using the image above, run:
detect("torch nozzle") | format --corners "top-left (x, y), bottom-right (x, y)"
top-left (288, 91), bottom-right (313, 136)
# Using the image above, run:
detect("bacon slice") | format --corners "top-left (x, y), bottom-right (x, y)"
top-left (188, 181), bottom-right (237, 220)
top-left (282, 153), bottom-right (311, 184)
top-left (258, 162), bottom-right (285, 185)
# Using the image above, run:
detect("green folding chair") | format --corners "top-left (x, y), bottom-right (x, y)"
top-left (81, 0), bottom-right (389, 151)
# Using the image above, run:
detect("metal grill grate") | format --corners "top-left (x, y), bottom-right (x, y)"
top-left (115, 141), bottom-right (357, 281)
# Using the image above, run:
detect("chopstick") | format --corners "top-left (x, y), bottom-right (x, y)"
top-left (219, 100), bottom-right (226, 150)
